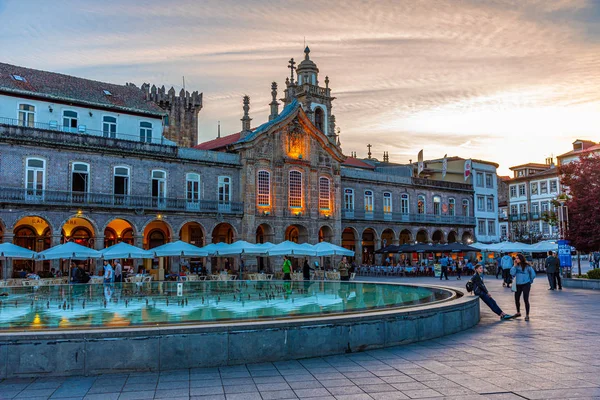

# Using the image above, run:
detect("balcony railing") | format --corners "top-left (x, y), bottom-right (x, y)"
top-left (509, 214), bottom-right (530, 222)
top-left (342, 209), bottom-right (475, 225)
top-left (0, 187), bottom-right (243, 214)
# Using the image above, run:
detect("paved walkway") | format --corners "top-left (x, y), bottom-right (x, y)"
top-left (1, 275), bottom-right (600, 400)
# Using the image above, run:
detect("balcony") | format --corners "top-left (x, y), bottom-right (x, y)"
top-left (530, 212), bottom-right (541, 220)
top-left (341, 209), bottom-right (475, 225)
top-left (0, 187), bottom-right (244, 215)
top-left (509, 214), bottom-right (529, 221)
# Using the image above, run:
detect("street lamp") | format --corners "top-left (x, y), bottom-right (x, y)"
top-left (556, 197), bottom-right (576, 276)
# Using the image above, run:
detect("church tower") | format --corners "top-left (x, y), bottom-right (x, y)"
top-left (283, 47), bottom-right (337, 142)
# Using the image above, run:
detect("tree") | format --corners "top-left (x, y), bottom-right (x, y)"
top-left (559, 153), bottom-right (600, 252)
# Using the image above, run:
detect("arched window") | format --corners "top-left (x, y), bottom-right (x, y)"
top-left (140, 121), bottom-right (152, 143)
top-left (18, 104), bottom-right (35, 127)
top-left (26, 158), bottom-right (45, 199)
top-left (462, 199), bottom-right (470, 216)
top-left (417, 195), bottom-right (426, 214)
top-left (364, 190), bottom-right (374, 212)
top-left (186, 173), bottom-right (201, 209)
top-left (401, 194), bottom-right (409, 214)
top-left (344, 189), bottom-right (354, 210)
top-left (319, 177), bottom-right (331, 210)
top-left (315, 107), bottom-right (325, 133)
top-left (103, 116), bottom-right (117, 138)
top-left (448, 198), bottom-right (456, 216)
top-left (383, 192), bottom-right (392, 213)
top-left (257, 170), bottom-right (271, 206)
top-left (289, 171), bottom-right (302, 208)
top-left (433, 196), bottom-right (441, 215)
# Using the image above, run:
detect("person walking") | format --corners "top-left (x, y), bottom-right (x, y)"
top-left (456, 258), bottom-right (462, 280)
top-left (495, 258), bottom-right (502, 279)
top-left (470, 264), bottom-right (514, 320)
top-left (113, 259), bottom-right (123, 283)
top-left (282, 256), bottom-right (292, 281)
top-left (545, 251), bottom-right (559, 290)
top-left (103, 260), bottom-right (114, 284)
top-left (439, 254), bottom-right (449, 280)
top-left (511, 253), bottom-right (536, 321)
top-left (338, 256), bottom-right (350, 281)
top-left (500, 253), bottom-right (514, 288)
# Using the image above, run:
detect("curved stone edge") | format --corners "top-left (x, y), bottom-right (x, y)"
top-left (0, 287), bottom-right (480, 378)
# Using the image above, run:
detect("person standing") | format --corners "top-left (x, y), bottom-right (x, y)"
top-left (500, 253), bottom-right (514, 288)
top-left (552, 251), bottom-right (562, 290)
top-left (113, 259), bottom-right (123, 283)
top-left (439, 254), bottom-right (449, 280)
top-left (511, 253), bottom-right (536, 321)
top-left (338, 256), bottom-right (350, 281)
top-left (455, 258), bottom-right (462, 280)
top-left (495, 257), bottom-right (502, 279)
top-left (302, 258), bottom-right (313, 281)
top-left (471, 264), bottom-right (514, 320)
top-left (103, 260), bottom-right (114, 284)
top-left (545, 251), bottom-right (558, 290)
top-left (282, 256), bottom-right (292, 281)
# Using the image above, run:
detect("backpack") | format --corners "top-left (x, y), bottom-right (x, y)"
top-left (465, 280), bottom-right (474, 293)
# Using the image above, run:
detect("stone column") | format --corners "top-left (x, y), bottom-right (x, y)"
top-left (171, 235), bottom-right (180, 273)
top-left (93, 235), bottom-right (105, 276)
top-left (2, 234), bottom-right (14, 279)
top-left (51, 234), bottom-right (62, 275)
top-left (134, 235), bottom-right (144, 272)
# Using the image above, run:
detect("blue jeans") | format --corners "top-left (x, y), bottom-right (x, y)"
top-left (477, 291), bottom-right (503, 316)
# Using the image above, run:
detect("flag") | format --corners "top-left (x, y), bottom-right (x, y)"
top-left (464, 159), bottom-right (472, 181)
top-left (417, 149), bottom-right (424, 175)
top-left (442, 154), bottom-right (448, 179)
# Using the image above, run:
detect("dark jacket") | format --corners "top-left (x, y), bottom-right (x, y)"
top-left (545, 256), bottom-right (559, 274)
top-left (302, 261), bottom-right (312, 279)
top-left (471, 272), bottom-right (488, 295)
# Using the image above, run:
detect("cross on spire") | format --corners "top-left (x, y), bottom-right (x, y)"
top-left (367, 144), bottom-right (372, 159)
top-left (288, 58), bottom-right (296, 84)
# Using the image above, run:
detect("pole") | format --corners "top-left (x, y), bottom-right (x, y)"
top-left (578, 251), bottom-right (581, 277)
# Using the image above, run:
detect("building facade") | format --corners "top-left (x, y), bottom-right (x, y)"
top-left (0, 52), bottom-right (475, 277)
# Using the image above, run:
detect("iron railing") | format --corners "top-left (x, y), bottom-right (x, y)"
top-left (342, 209), bottom-right (475, 225)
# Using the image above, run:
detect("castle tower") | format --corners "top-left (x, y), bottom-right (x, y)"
top-left (141, 83), bottom-right (203, 147)
top-left (283, 47), bottom-right (337, 140)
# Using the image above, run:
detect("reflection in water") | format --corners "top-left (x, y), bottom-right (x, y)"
top-left (0, 282), bottom-right (453, 331)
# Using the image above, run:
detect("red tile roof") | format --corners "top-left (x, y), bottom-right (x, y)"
top-left (342, 157), bottom-right (376, 170)
top-left (557, 143), bottom-right (600, 159)
top-left (0, 62), bottom-right (165, 116)
top-left (194, 132), bottom-right (242, 150)
top-left (509, 163), bottom-right (549, 170)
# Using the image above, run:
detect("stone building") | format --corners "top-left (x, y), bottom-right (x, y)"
top-left (0, 50), bottom-right (475, 277)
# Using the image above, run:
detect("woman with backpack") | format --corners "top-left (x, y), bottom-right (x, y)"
top-left (510, 253), bottom-right (536, 321)
top-left (469, 264), bottom-right (514, 320)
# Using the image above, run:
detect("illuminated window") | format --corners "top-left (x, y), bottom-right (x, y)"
top-left (433, 196), bottom-right (441, 215)
top-left (383, 192), bottom-right (392, 213)
top-left (344, 189), bottom-right (354, 210)
top-left (319, 177), bottom-right (331, 210)
top-left (462, 199), bottom-right (469, 216)
top-left (401, 194), bottom-right (409, 214)
top-left (448, 198), bottom-right (455, 216)
top-left (257, 170), bottom-right (271, 206)
top-left (418, 195), bottom-right (426, 214)
top-left (289, 171), bottom-right (302, 208)
top-left (364, 190), bottom-right (374, 212)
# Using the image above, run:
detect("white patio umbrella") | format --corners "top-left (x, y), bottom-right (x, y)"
top-left (529, 241), bottom-right (559, 252)
top-left (0, 242), bottom-right (38, 281)
top-left (100, 242), bottom-right (153, 260)
top-left (312, 242), bottom-right (355, 257)
top-left (200, 242), bottom-right (231, 256)
top-left (470, 242), bottom-right (493, 251)
top-left (267, 241), bottom-right (317, 256)
top-left (38, 242), bottom-right (101, 283)
top-left (487, 242), bottom-right (534, 253)
top-left (150, 240), bottom-right (209, 257)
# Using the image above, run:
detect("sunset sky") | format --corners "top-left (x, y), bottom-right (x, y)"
top-left (2, 0), bottom-right (600, 174)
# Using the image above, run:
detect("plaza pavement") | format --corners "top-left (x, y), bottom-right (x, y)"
top-left (1, 274), bottom-right (600, 400)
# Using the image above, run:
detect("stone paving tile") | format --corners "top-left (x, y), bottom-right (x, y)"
top-left (189, 385), bottom-right (225, 396)
top-left (369, 392), bottom-right (410, 400)
top-left (288, 380), bottom-right (325, 390)
top-left (398, 388), bottom-right (442, 398)
top-left (189, 378), bottom-right (223, 388)
top-left (84, 393), bottom-right (120, 400)
top-left (260, 389), bottom-right (299, 399)
top-left (326, 385), bottom-right (364, 395)
top-left (320, 379), bottom-right (357, 388)
top-left (153, 388), bottom-right (190, 398)
top-left (190, 395), bottom-right (225, 400)
top-left (115, 391), bottom-right (155, 400)
top-left (225, 392), bottom-right (262, 400)
top-left (332, 394), bottom-right (373, 400)
top-left (293, 387), bottom-right (332, 398)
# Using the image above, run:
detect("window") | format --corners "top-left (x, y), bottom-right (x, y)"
top-left (257, 170), bottom-right (271, 207)
top-left (462, 199), bottom-right (469, 216)
top-left (541, 201), bottom-right (550, 212)
top-left (18, 104), bottom-right (35, 127)
top-left (433, 196), bottom-right (441, 215)
top-left (364, 190), bottom-right (374, 212)
top-left (531, 182), bottom-right (539, 195)
top-left (383, 192), bottom-right (392, 213)
top-left (510, 205), bottom-right (518, 215)
top-left (344, 189), bottom-right (354, 210)
top-left (540, 181), bottom-right (548, 194)
top-left (103, 90), bottom-right (112, 96)
top-left (519, 204), bottom-right (527, 214)
top-left (487, 220), bottom-right (496, 235)
top-left (103, 116), bottom-right (117, 138)
top-left (485, 173), bottom-right (493, 188)
top-left (151, 170), bottom-right (167, 208)
top-left (12, 74), bottom-right (26, 82)
top-left (63, 110), bottom-right (78, 132)
top-left (486, 196), bottom-right (494, 212)
top-left (186, 173), bottom-right (201, 208)
top-left (140, 122), bottom-right (153, 143)
top-left (510, 186), bottom-right (517, 198)
top-left (71, 162), bottom-right (89, 195)
top-left (518, 184), bottom-right (526, 197)
top-left (113, 166), bottom-right (130, 204)
top-left (542, 221), bottom-right (550, 234)
top-left (476, 172), bottom-right (484, 187)
top-left (401, 194), bottom-right (409, 214)
top-left (477, 195), bottom-right (485, 212)
top-left (289, 171), bottom-right (302, 208)
top-left (314, 107), bottom-right (325, 133)
top-left (550, 179), bottom-right (558, 193)
top-left (448, 198), bottom-right (455, 216)
top-left (501, 225), bottom-right (507, 237)
top-left (478, 220), bottom-right (486, 236)
top-left (218, 176), bottom-right (231, 211)
top-left (418, 195), bottom-right (426, 214)
top-left (319, 177), bottom-right (331, 210)
top-left (531, 202), bottom-right (540, 213)
top-left (25, 158), bottom-right (45, 199)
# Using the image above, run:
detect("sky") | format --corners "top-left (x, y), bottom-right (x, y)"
top-left (2, 0), bottom-right (600, 175)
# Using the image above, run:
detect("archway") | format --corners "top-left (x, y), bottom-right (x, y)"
top-left (416, 230), bottom-right (428, 243)
top-left (284, 224), bottom-right (308, 244)
top-left (62, 217), bottom-right (96, 247)
top-left (381, 229), bottom-right (395, 248)
top-left (462, 231), bottom-right (473, 244)
top-left (13, 216), bottom-right (52, 274)
top-left (399, 229), bottom-right (412, 245)
top-left (104, 218), bottom-right (135, 247)
top-left (180, 222), bottom-right (204, 246)
top-left (255, 224), bottom-right (274, 244)
top-left (314, 107), bottom-right (325, 133)
top-left (212, 223), bottom-right (235, 244)
top-left (342, 227), bottom-right (357, 252)
top-left (361, 228), bottom-right (377, 265)
top-left (432, 230), bottom-right (444, 244)
top-left (143, 220), bottom-right (171, 273)
top-left (318, 225), bottom-right (334, 243)
top-left (447, 231), bottom-right (458, 244)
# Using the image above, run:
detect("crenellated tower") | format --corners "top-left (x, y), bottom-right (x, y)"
top-left (140, 83), bottom-right (203, 147)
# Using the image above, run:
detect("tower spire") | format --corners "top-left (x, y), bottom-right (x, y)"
top-left (288, 58), bottom-right (296, 85)
top-left (269, 82), bottom-right (279, 121)
top-left (240, 95), bottom-right (252, 138)
top-left (367, 144), bottom-right (372, 159)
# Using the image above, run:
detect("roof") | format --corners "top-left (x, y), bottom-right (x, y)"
top-left (499, 175), bottom-right (511, 181)
top-left (509, 163), bottom-right (550, 170)
top-left (507, 167), bottom-right (559, 183)
top-left (342, 157), bottom-right (376, 170)
top-left (557, 143), bottom-right (600, 160)
top-left (0, 62), bottom-right (165, 117)
top-left (194, 132), bottom-right (242, 150)
top-left (419, 156), bottom-right (499, 168)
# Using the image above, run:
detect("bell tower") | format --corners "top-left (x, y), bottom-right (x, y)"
top-left (283, 47), bottom-right (337, 142)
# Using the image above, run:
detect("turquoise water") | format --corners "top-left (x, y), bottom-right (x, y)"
top-left (0, 281), bottom-right (454, 331)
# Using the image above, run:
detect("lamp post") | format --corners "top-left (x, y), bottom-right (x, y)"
top-left (557, 197), bottom-right (576, 276)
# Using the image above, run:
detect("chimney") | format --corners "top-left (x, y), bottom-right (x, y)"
top-left (269, 82), bottom-right (279, 121)
top-left (240, 95), bottom-right (252, 138)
